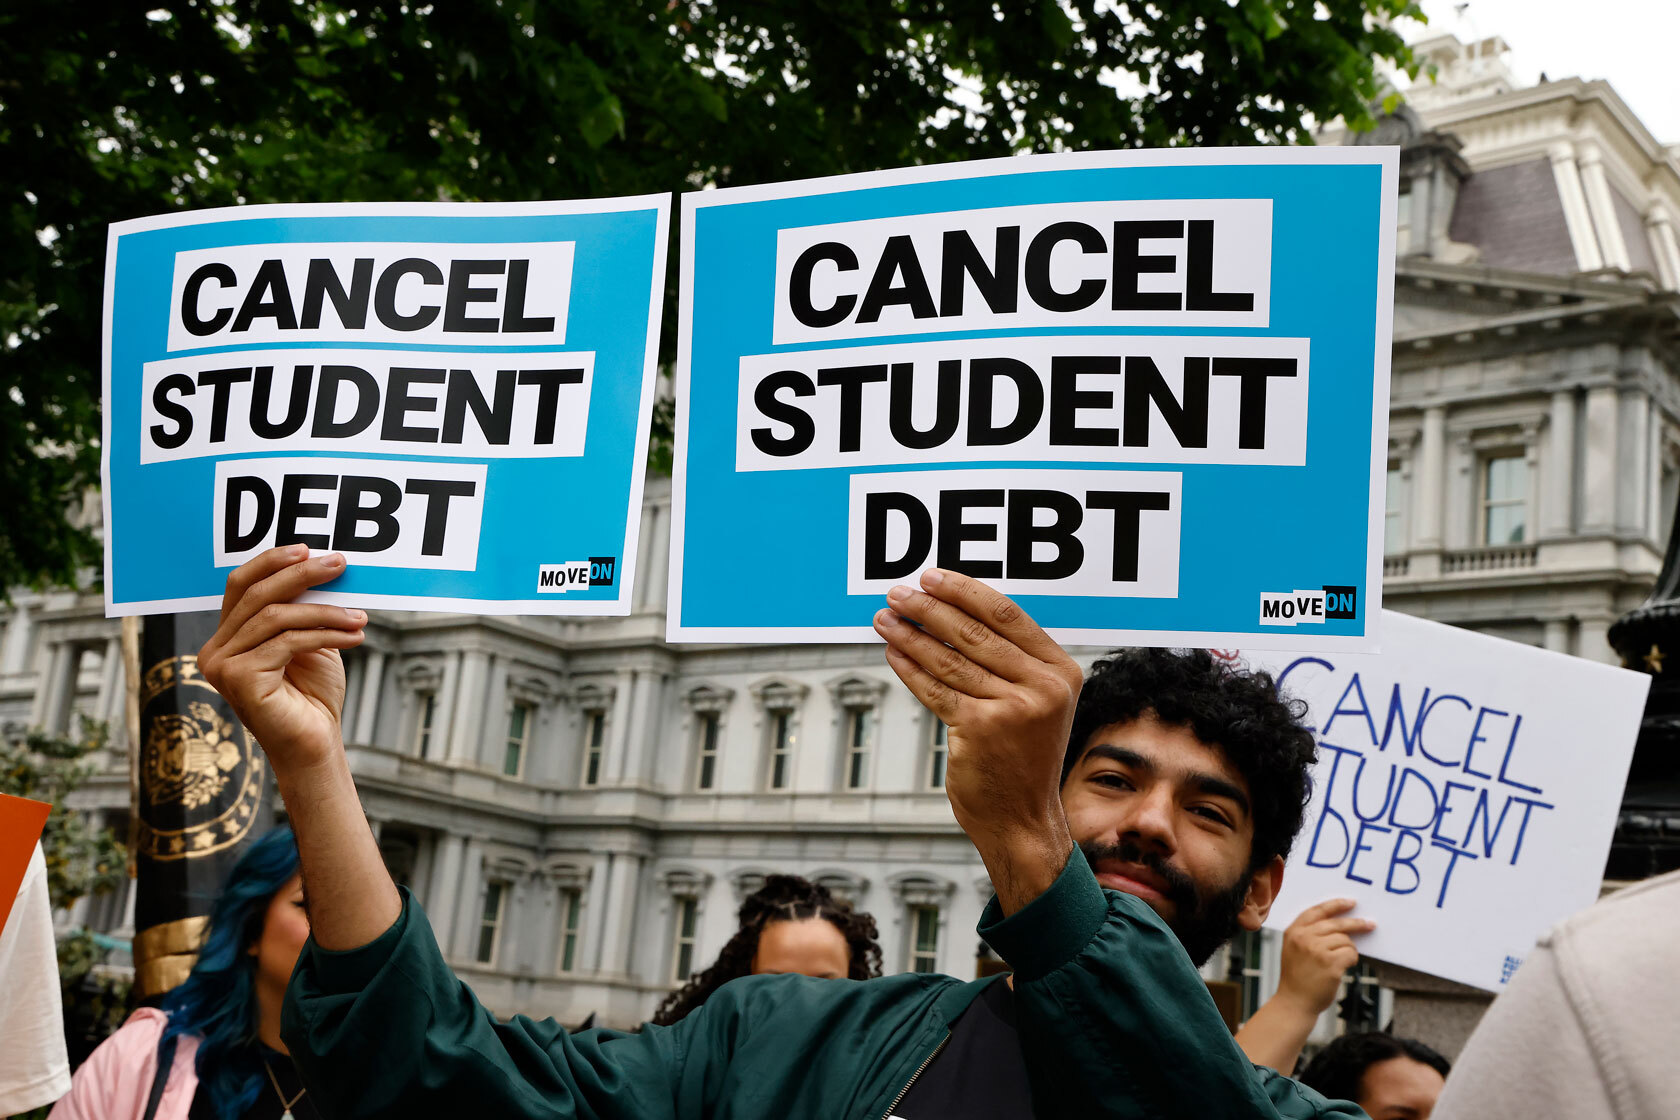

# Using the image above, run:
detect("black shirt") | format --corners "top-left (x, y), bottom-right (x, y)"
top-left (888, 979), bottom-right (1036, 1119)
top-left (185, 1052), bottom-right (324, 1120)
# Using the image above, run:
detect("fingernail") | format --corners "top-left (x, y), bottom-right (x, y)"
top-left (323, 553), bottom-right (346, 568)
top-left (347, 609), bottom-right (366, 622)
top-left (289, 544), bottom-right (308, 559)
top-left (887, 585), bottom-right (912, 602)
top-left (922, 568), bottom-right (945, 588)
top-left (874, 609), bottom-right (900, 627)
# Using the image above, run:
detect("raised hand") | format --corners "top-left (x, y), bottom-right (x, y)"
top-left (198, 545), bottom-right (366, 778)
top-left (1276, 898), bottom-right (1373, 1016)
top-left (874, 568), bottom-right (1085, 914)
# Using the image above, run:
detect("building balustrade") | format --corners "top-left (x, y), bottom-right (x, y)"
top-left (1439, 544), bottom-right (1540, 573)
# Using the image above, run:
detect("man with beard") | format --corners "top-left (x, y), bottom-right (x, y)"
top-left (200, 550), bottom-right (1360, 1119)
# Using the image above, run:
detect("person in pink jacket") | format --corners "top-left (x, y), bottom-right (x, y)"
top-left (52, 826), bottom-right (318, 1120)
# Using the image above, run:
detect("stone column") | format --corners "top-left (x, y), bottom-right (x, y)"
top-left (1548, 142), bottom-right (1605, 272)
top-left (606, 668), bottom-right (636, 783)
top-left (452, 839), bottom-right (486, 961)
top-left (31, 642), bottom-right (71, 730)
top-left (428, 651), bottom-right (462, 763)
top-left (1415, 407), bottom-right (1447, 550)
top-left (632, 502), bottom-right (657, 611)
top-left (0, 601), bottom-right (31, 675)
top-left (94, 636), bottom-right (123, 724)
top-left (427, 833), bottom-right (468, 955)
top-left (1582, 386), bottom-right (1621, 534)
top-left (1543, 618), bottom-right (1573, 654)
top-left (1542, 390), bottom-right (1576, 538)
top-left (1648, 203), bottom-right (1680, 289)
top-left (353, 648), bottom-right (386, 745)
top-left (1578, 615), bottom-right (1617, 665)
top-left (619, 670), bottom-right (657, 787)
top-left (583, 855), bottom-right (612, 974)
top-left (447, 649), bottom-right (490, 765)
top-left (597, 854), bottom-right (643, 977)
top-left (1619, 392), bottom-right (1650, 535)
top-left (1575, 141), bottom-right (1631, 271)
top-left (481, 655), bottom-right (508, 772)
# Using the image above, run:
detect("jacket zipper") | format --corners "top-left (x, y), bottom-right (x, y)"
top-left (878, 1032), bottom-right (950, 1120)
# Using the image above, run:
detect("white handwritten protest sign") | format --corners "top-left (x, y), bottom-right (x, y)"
top-left (672, 148), bottom-right (1398, 648)
top-left (1244, 611), bottom-right (1648, 991)
top-left (103, 199), bottom-right (669, 616)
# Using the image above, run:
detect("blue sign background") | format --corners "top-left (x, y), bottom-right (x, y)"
top-left (106, 204), bottom-right (664, 612)
top-left (677, 156), bottom-right (1391, 642)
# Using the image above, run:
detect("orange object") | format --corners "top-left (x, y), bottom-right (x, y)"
top-left (0, 793), bottom-right (52, 935)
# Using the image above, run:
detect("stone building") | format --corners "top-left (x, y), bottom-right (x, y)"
top-left (4, 30), bottom-right (1677, 1043)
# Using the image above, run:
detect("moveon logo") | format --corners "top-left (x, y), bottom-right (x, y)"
top-left (1258, 585), bottom-right (1357, 626)
top-left (537, 556), bottom-right (616, 593)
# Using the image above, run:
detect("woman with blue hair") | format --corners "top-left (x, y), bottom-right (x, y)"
top-left (52, 825), bottom-right (321, 1119)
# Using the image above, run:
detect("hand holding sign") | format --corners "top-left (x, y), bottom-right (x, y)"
top-left (197, 545), bottom-right (365, 775)
top-left (873, 569), bottom-right (1083, 916)
top-left (1276, 898), bottom-right (1374, 1015)
top-left (200, 547), bottom-right (399, 952)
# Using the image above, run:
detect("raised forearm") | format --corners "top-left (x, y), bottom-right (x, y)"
top-left (281, 746), bottom-right (401, 951)
top-left (1233, 990), bottom-right (1319, 1073)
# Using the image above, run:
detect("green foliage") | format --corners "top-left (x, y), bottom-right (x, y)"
top-left (1, 0), bottom-right (1422, 592)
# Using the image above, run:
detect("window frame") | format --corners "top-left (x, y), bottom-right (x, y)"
top-left (694, 710), bottom-right (720, 791)
top-left (670, 896), bottom-right (699, 983)
top-left (907, 904), bottom-right (940, 973)
top-left (414, 691), bottom-right (437, 759)
top-left (557, 887), bottom-right (582, 974)
top-left (581, 710), bottom-right (605, 787)
top-left (765, 709), bottom-right (793, 791)
top-left (843, 707), bottom-right (873, 790)
top-left (475, 880), bottom-right (508, 966)
top-left (503, 700), bottom-right (535, 778)
top-left (925, 718), bottom-right (948, 790)
top-left (1480, 452), bottom-right (1529, 545)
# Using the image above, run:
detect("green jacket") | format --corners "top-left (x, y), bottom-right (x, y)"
top-left (281, 855), bottom-right (1364, 1119)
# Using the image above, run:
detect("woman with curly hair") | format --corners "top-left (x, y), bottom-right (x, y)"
top-left (52, 825), bottom-right (320, 1119)
top-left (650, 874), bottom-right (882, 1027)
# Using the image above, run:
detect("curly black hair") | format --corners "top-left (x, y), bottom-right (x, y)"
top-left (650, 874), bottom-right (883, 1027)
top-left (1063, 647), bottom-right (1317, 871)
top-left (1297, 1031), bottom-right (1451, 1101)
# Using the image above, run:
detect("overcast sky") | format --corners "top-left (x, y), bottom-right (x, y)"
top-left (1400, 0), bottom-right (1680, 144)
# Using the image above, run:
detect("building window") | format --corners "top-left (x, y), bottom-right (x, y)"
top-left (476, 881), bottom-right (507, 965)
top-left (1481, 454), bottom-right (1528, 544)
top-left (844, 708), bottom-right (872, 789)
top-left (1384, 464), bottom-right (1405, 555)
top-left (504, 701), bottom-right (535, 778)
top-left (415, 692), bottom-right (437, 759)
top-left (907, 905), bottom-right (940, 973)
top-left (766, 710), bottom-right (792, 790)
top-left (926, 719), bottom-right (948, 789)
top-left (1227, 928), bottom-right (1266, 1022)
top-left (1395, 187), bottom-right (1412, 254)
top-left (581, 711), bottom-right (605, 786)
top-left (671, 897), bottom-right (698, 982)
top-left (695, 711), bottom-right (720, 790)
top-left (557, 888), bottom-right (582, 974)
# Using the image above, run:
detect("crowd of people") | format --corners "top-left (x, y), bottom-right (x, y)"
top-left (3, 546), bottom-right (1674, 1118)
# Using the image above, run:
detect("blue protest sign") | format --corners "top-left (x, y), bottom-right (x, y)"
top-left (671, 149), bottom-right (1397, 648)
top-left (102, 199), bottom-right (669, 616)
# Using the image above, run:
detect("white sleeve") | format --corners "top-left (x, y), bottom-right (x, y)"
top-left (0, 843), bottom-right (73, 1115)
top-left (1431, 942), bottom-right (1615, 1120)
